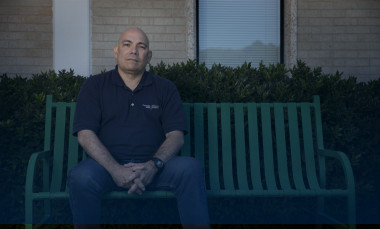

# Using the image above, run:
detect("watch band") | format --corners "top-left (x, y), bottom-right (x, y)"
top-left (152, 157), bottom-right (164, 171)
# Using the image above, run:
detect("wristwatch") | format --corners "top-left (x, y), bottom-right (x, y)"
top-left (152, 157), bottom-right (165, 172)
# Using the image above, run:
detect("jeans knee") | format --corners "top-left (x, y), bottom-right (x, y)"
top-left (68, 163), bottom-right (103, 193)
top-left (177, 157), bottom-right (205, 181)
top-left (68, 166), bottom-right (89, 190)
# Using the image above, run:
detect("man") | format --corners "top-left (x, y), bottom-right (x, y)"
top-left (68, 27), bottom-right (210, 228)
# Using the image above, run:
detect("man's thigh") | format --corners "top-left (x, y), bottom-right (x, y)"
top-left (68, 158), bottom-right (123, 194)
top-left (147, 156), bottom-right (204, 191)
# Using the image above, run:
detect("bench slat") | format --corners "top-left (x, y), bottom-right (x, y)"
top-left (44, 95), bottom-right (53, 151)
top-left (207, 103), bottom-right (220, 190)
top-left (234, 103), bottom-right (249, 190)
top-left (67, 103), bottom-right (78, 176)
top-left (194, 104), bottom-right (205, 166)
top-left (274, 103), bottom-right (291, 190)
top-left (261, 104), bottom-right (277, 190)
top-left (247, 103), bottom-right (263, 190)
top-left (50, 103), bottom-right (67, 192)
top-left (288, 103), bottom-right (306, 190)
top-left (301, 104), bottom-right (320, 190)
top-left (182, 104), bottom-right (191, 157)
top-left (313, 96), bottom-right (326, 189)
top-left (221, 104), bottom-right (234, 190)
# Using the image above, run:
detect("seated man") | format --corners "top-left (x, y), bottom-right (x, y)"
top-left (68, 27), bottom-right (210, 228)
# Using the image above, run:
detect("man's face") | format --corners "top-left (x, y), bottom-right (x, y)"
top-left (113, 28), bottom-right (152, 76)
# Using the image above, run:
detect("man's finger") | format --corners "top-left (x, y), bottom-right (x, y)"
top-left (128, 183), bottom-right (137, 194)
top-left (123, 163), bottom-right (134, 168)
top-left (128, 183), bottom-right (143, 195)
top-left (134, 178), bottom-right (146, 191)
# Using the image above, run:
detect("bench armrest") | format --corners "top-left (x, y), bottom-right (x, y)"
top-left (25, 150), bottom-right (52, 195)
top-left (318, 149), bottom-right (355, 192)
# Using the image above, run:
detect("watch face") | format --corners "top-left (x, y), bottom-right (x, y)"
top-left (154, 158), bottom-right (164, 169)
top-left (156, 160), bottom-right (164, 168)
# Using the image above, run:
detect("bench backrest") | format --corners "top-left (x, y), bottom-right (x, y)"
top-left (43, 95), bottom-right (325, 193)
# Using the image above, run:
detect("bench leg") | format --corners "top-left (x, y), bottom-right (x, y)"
top-left (25, 195), bottom-right (33, 225)
top-left (317, 196), bottom-right (325, 222)
top-left (25, 198), bottom-right (51, 227)
top-left (347, 194), bottom-right (356, 227)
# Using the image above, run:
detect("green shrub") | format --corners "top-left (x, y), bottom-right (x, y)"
top-left (0, 69), bottom-right (86, 223)
top-left (0, 60), bottom-right (379, 223)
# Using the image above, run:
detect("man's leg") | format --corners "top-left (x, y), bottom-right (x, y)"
top-left (67, 158), bottom-right (118, 224)
top-left (148, 156), bottom-right (210, 225)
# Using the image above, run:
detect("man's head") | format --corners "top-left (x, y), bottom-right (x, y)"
top-left (113, 27), bottom-right (152, 77)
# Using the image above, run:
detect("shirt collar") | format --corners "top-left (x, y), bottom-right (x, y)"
top-left (111, 65), bottom-right (153, 88)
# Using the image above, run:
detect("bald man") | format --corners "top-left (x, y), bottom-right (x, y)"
top-left (68, 28), bottom-right (210, 228)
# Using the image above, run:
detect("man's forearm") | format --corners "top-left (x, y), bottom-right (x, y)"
top-left (153, 130), bottom-right (184, 162)
top-left (77, 130), bottom-right (143, 189)
top-left (77, 129), bottom-right (120, 172)
top-left (123, 130), bottom-right (185, 194)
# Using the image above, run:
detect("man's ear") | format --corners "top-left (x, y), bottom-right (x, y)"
top-left (148, 50), bottom-right (152, 62)
top-left (113, 46), bottom-right (118, 59)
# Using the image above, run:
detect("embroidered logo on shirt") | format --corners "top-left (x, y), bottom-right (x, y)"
top-left (142, 104), bottom-right (160, 110)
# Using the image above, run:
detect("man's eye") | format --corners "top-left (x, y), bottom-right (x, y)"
top-left (123, 43), bottom-right (130, 47)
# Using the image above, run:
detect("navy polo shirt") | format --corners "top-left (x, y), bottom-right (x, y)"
top-left (73, 66), bottom-right (187, 162)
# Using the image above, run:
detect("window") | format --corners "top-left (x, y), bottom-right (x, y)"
top-left (53, 0), bottom-right (91, 76)
top-left (197, 0), bottom-right (282, 68)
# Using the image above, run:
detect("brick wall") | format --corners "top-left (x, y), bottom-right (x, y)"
top-left (91, 0), bottom-right (188, 74)
top-left (298, 0), bottom-right (380, 81)
top-left (1, 0), bottom-right (379, 81)
top-left (0, 0), bottom-right (52, 77)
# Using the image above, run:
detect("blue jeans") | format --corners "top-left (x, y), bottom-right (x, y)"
top-left (67, 156), bottom-right (210, 224)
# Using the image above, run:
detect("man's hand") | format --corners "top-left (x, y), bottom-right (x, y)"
top-left (124, 161), bottom-right (158, 195)
top-left (109, 164), bottom-right (144, 190)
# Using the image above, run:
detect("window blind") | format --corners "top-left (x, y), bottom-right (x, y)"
top-left (198, 0), bottom-right (280, 68)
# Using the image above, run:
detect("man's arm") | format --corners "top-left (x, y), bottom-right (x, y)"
top-left (154, 130), bottom-right (185, 163)
top-left (126, 130), bottom-right (184, 194)
top-left (77, 129), bottom-right (144, 191)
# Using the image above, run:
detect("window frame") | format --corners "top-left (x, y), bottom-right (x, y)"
top-left (196, 0), bottom-right (284, 66)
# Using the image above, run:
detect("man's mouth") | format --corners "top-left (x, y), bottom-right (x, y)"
top-left (126, 58), bottom-right (138, 62)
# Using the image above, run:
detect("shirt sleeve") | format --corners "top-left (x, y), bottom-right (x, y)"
top-left (72, 76), bottom-right (102, 136)
top-left (161, 81), bottom-right (188, 135)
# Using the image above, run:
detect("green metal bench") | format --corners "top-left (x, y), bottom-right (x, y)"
top-left (25, 95), bottom-right (355, 226)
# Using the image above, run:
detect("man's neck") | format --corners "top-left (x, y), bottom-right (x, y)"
top-left (118, 69), bottom-right (144, 91)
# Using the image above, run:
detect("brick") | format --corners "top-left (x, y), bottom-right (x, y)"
top-left (166, 26), bottom-right (185, 33)
top-left (92, 33), bottom-right (104, 42)
top-left (174, 18), bottom-right (186, 25)
top-left (152, 33), bottom-right (176, 41)
top-left (298, 1), bottom-right (331, 10)
top-left (129, 17), bottom-right (154, 25)
top-left (153, 1), bottom-right (185, 9)
top-left (154, 18), bottom-right (175, 26)
top-left (346, 10), bottom-right (372, 18)
top-left (92, 41), bottom-right (115, 50)
top-left (141, 9), bottom-right (172, 17)
top-left (92, 8), bottom-right (118, 17)
top-left (164, 41), bottom-right (186, 51)
top-left (0, 0), bottom-right (51, 7)
top-left (103, 34), bottom-right (120, 42)
top-left (92, 57), bottom-right (115, 66)
top-left (116, 9), bottom-right (142, 17)
top-left (92, 25), bottom-right (117, 33)
top-left (127, 1), bottom-right (154, 9)
top-left (333, 34), bottom-right (360, 42)
top-left (334, 18), bottom-right (358, 26)
top-left (358, 18), bottom-right (380, 26)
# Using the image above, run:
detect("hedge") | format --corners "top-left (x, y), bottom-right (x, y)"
top-left (0, 60), bottom-right (379, 223)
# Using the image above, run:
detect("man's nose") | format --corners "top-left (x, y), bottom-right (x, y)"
top-left (130, 46), bottom-right (137, 54)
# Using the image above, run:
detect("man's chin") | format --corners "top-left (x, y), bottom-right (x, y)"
top-left (118, 65), bottom-right (144, 75)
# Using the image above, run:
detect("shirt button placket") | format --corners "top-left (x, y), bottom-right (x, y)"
top-left (131, 92), bottom-right (135, 107)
